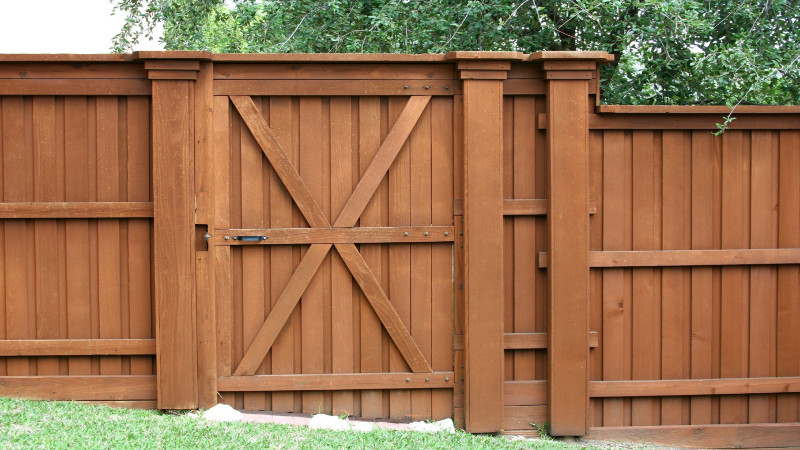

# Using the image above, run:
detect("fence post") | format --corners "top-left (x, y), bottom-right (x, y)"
top-left (448, 51), bottom-right (519, 432)
top-left (538, 51), bottom-right (608, 436)
top-left (145, 55), bottom-right (203, 409)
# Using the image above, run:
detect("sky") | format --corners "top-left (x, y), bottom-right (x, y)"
top-left (0, 0), bottom-right (163, 53)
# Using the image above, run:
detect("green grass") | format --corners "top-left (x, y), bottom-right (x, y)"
top-left (0, 397), bottom-right (600, 449)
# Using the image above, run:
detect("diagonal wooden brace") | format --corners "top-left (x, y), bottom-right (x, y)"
top-left (231, 95), bottom-right (433, 376)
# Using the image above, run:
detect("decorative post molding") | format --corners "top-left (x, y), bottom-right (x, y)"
top-left (536, 51), bottom-right (610, 436)
top-left (447, 51), bottom-right (520, 433)
top-left (145, 56), bottom-right (203, 409)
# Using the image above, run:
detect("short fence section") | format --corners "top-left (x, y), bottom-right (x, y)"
top-left (0, 51), bottom-right (798, 448)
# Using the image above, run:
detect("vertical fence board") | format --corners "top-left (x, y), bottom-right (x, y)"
top-left (299, 97), bottom-right (325, 414)
top-left (331, 96), bottom-right (355, 416)
top-left (388, 96), bottom-right (412, 420)
top-left (358, 96), bottom-right (384, 419)
top-left (431, 96), bottom-right (454, 420)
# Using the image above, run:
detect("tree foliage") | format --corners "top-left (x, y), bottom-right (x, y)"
top-left (112, 0), bottom-right (800, 105)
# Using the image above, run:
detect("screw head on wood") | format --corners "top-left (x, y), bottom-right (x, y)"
top-left (444, 231), bottom-right (449, 236)
top-left (405, 377), bottom-right (411, 382)
top-left (404, 231), bottom-right (409, 236)
top-left (444, 376), bottom-right (450, 381)
top-left (404, 85), bottom-right (409, 89)
top-left (224, 236), bottom-right (230, 240)
top-left (424, 231), bottom-right (429, 236)
top-left (424, 85), bottom-right (430, 90)
top-left (425, 377), bottom-right (430, 382)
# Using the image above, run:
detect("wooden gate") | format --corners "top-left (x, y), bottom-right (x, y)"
top-left (209, 92), bottom-right (455, 419)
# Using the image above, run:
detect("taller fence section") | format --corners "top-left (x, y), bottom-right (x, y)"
top-left (1, 51), bottom-right (800, 448)
top-left (0, 56), bottom-right (157, 407)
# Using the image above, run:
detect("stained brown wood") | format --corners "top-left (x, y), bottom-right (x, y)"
top-left (0, 339), bottom-right (155, 356)
top-left (546, 69), bottom-right (591, 436)
top-left (334, 96), bottom-right (430, 226)
top-left (461, 76), bottom-right (505, 432)
top-left (214, 63), bottom-right (454, 80)
top-left (152, 80), bottom-right (197, 409)
top-left (590, 377), bottom-right (800, 397)
top-left (218, 373), bottom-right (455, 391)
top-left (586, 424), bottom-right (800, 449)
top-left (234, 244), bottom-right (332, 376)
top-left (230, 96), bottom-right (328, 228)
top-left (538, 249), bottom-right (800, 268)
top-left (452, 198), bottom-right (597, 215)
top-left (214, 226), bottom-right (454, 244)
top-left (452, 331), bottom-right (599, 350)
top-left (0, 79), bottom-right (150, 95)
top-left (217, 80), bottom-right (453, 96)
top-left (505, 381), bottom-right (547, 406)
top-left (336, 243), bottom-right (432, 373)
top-left (0, 375), bottom-right (156, 401)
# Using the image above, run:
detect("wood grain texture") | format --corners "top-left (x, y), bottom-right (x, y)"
top-left (152, 80), bottom-right (197, 409)
top-left (0, 375), bottom-right (156, 401)
top-left (213, 226), bottom-right (453, 245)
top-left (0, 339), bottom-right (155, 356)
top-left (218, 373), bottom-right (454, 391)
top-left (547, 78), bottom-right (590, 435)
top-left (586, 424), bottom-right (800, 449)
top-left (590, 377), bottom-right (800, 397)
top-left (462, 78), bottom-right (505, 432)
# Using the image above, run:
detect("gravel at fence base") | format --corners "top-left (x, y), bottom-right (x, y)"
top-left (238, 410), bottom-right (412, 431)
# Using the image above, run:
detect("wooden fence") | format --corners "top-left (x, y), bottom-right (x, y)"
top-left (0, 51), bottom-right (798, 448)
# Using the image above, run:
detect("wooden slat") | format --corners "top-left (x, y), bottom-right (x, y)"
top-left (229, 96), bottom-right (328, 229)
top-left (298, 96), bottom-right (325, 414)
top-left (0, 79), bottom-right (151, 96)
top-left (216, 80), bottom-right (454, 96)
top-left (778, 130), bottom-right (800, 422)
top-left (357, 96), bottom-right (384, 419)
top-left (218, 372), bottom-right (455, 391)
top-left (266, 96), bottom-right (295, 413)
top-left (452, 331), bottom-right (599, 350)
top-left (505, 380), bottom-right (547, 406)
top-left (0, 339), bottom-right (155, 356)
top-left (586, 424), bottom-right (800, 449)
top-left (538, 249), bottom-right (800, 268)
top-left (334, 96), bottom-right (431, 227)
top-left (590, 377), bottom-right (800, 397)
top-left (214, 63), bottom-right (454, 80)
top-left (0, 375), bottom-right (156, 401)
top-left (690, 130), bottom-right (714, 424)
top-left (214, 226), bottom-right (454, 245)
top-left (336, 243), bottom-right (432, 373)
top-left (330, 96), bottom-right (354, 416)
top-left (430, 95), bottom-right (454, 420)
top-left (452, 198), bottom-right (597, 215)
top-left (595, 249), bottom-right (799, 267)
top-left (0, 62), bottom-right (147, 79)
top-left (234, 244), bottom-right (332, 376)
top-left (0, 202), bottom-right (153, 218)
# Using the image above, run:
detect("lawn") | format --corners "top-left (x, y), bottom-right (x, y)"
top-left (0, 397), bottom-right (600, 449)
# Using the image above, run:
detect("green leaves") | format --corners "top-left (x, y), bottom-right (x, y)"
top-left (110, 0), bottom-right (800, 105)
